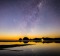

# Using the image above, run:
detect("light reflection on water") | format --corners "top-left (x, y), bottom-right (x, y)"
top-left (0, 42), bottom-right (24, 45)
top-left (0, 42), bottom-right (60, 56)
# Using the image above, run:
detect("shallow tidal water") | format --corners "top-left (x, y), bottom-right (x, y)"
top-left (0, 42), bottom-right (60, 56)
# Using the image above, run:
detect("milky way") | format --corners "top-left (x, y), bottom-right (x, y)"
top-left (0, 0), bottom-right (60, 37)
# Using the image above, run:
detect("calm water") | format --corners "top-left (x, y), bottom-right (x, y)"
top-left (0, 42), bottom-right (60, 56)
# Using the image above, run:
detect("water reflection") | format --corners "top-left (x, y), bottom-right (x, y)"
top-left (23, 40), bottom-right (29, 43)
top-left (0, 44), bottom-right (33, 50)
top-left (0, 40), bottom-right (60, 50)
top-left (22, 40), bottom-right (60, 44)
top-left (0, 41), bottom-right (60, 56)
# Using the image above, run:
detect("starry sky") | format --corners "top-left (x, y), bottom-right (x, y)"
top-left (0, 0), bottom-right (60, 39)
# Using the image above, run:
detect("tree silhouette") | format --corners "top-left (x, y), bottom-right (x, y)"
top-left (33, 38), bottom-right (41, 40)
top-left (19, 38), bottom-right (22, 42)
top-left (23, 37), bottom-right (29, 40)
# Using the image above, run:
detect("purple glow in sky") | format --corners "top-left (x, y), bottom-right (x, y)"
top-left (0, 0), bottom-right (60, 37)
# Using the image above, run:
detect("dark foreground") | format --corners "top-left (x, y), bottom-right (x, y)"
top-left (0, 41), bottom-right (60, 56)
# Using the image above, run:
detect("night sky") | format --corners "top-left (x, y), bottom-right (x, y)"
top-left (0, 0), bottom-right (60, 39)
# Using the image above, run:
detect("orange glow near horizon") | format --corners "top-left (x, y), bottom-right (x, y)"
top-left (0, 33), bottom-right (60, 40)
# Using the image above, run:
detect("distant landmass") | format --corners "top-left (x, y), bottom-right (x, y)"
top-left (0, 37), bottom-right (60, 43)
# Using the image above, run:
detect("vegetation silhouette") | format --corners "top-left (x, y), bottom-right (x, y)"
top-left (42, 37), bottom-right (53, 40)
top-left (19, 37), bottom-right (29, 43)
top-left (53, 38), bottom-right (60, 43)
top-left (53, 38), bottom-right (60, 40)
top-left (33, 38), bottom-right (41, 43)
top-left (23, 37), bottom-right (29, 43)
top-left (0, 37), bottom-right (60, 43)
top-left (23, 37), bottom-right (29, 40)
top-left (42, 37), bottom-right (60, 43)
top-left (19, 37), bottom-right (60, 43)
top-left (19, 38), bottom-right (22, 42)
